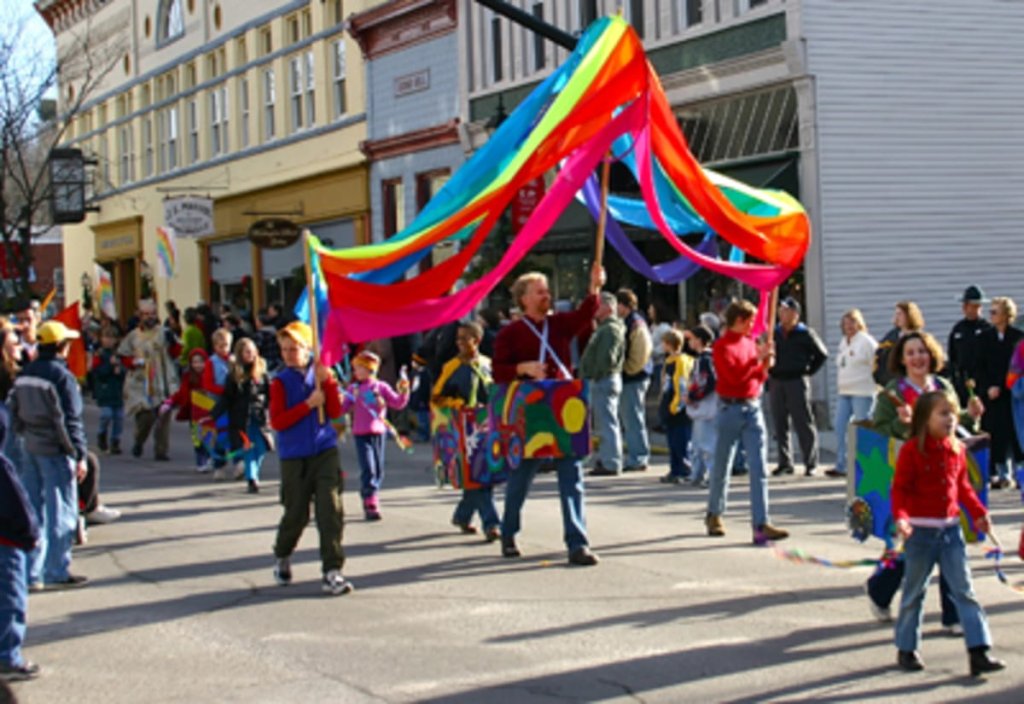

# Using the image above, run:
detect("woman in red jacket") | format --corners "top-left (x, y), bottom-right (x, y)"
top-left (892, 390), bottom-right (1004, 677)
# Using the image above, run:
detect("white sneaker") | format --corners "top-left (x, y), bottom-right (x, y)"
top-left (85, 505), bottom-right (122, 525)
top-left (321, 569), bottom-right (354, 596)
top-left (864, 583), bottom-right (892, 623)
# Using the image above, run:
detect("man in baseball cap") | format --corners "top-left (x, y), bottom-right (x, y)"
top-left (948, 285), bottom-right (993, 405)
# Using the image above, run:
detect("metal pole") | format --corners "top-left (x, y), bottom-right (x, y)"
top-left (473, 0), bottom-right (577, 50)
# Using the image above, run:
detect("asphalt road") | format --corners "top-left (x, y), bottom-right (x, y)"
top-left (10, 405), bottom-right (1024, 703)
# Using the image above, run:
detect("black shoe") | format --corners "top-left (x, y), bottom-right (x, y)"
top-left (772, 465), bottom-right (795, 477)
top-left (824, 468), bottom-right (846, 478)
top-left (969, 647), bottom-right (1006, 677)
top-left (247, 479), bottom-right (260, 494)
top-left (588, 464), bottom-right (618, 477)
top-left (0, 660), bottom-right (41, 681)
top-left (131, 444), bottom-right (143, 458)
top-left (568, 547), bottom-right (599, 566)
top-left (110, 441), bottom-right (122, 455)
top-left (897, 650), bottom-right (925, 671)
top-left (804, 466), bottom-right (817, 477)
top-left (97, 433), bottom-right (108, 452)
top-left (451, 519), bottom-right (477, 534)
top-left (44, 574), bottom-right (89, 591)
top-left (623, 464), bottom-right (648, 473)
top-left (501, 537), bottom-right (521, 558)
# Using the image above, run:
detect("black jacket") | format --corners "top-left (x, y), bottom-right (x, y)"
top-left (947, 317), bottom-right (993, 399)
top-left (770, 323), bottom-right (828, 380)
top-left (212, 370), bottom-right (273, 452)
top-left (0, 405), bottom-right (40, 551)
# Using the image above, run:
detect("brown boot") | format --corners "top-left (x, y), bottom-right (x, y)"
top-left (705, 512), bottom-right (725, 537)
top-left (753, 523), bottom-right (789, 545)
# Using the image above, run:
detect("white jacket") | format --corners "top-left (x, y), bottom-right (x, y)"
top-left (836, 330), bottom-right (878, 397)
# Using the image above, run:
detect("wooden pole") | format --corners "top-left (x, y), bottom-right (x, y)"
top-left (302, 229), bottom-right (326, 423)
top-left (766, 287), bottom-right (779, 333)
top-left (594, 155), bottom-right (612, 266)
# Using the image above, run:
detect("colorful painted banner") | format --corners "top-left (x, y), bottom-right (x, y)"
top-left (155, 226), bottom-right (177, 279)
top-left (305, 16), bottom-right (810, 357)
top-left (848, 424), bottom-right (989, 544)
top-left (94, 264), bottom-right (116, 320)
top-left (431, 404), bottom-right (489, 490)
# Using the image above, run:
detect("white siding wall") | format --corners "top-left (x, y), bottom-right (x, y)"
top-left (802, 0), bottom-right (1024, 373)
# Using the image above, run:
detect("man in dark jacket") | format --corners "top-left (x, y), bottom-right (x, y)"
top-left (0, 405), bottom-right (41, 681)
top-left (769, 298), bottom-right (829, 477)
top-left (947, 285), bottom-right (992, 406)
top-left (9, 321), bottom-right (89, 591)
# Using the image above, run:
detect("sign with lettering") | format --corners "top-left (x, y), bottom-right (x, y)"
top-left (394, 69), bottom-right (430, 98)
top-left (510, 177), bottom-right (546, 234)
top-left (163, 196), bottom-right (214, 238)
top-left (248, 218), bottom-right (302, 249)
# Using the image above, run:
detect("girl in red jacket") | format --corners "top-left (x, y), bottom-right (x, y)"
top-left (162, 348), bottom-right (211, 473)
top-left (892, 390), bottom-right (1005, 677)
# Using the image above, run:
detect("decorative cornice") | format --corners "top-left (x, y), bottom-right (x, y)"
top-left (359, 119), bottom-right (460, 161)
top-left (347, 0), bottom-right (456, 60)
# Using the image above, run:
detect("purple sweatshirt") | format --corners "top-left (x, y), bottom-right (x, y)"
top-left (341, 378), bottom-right (409, 436)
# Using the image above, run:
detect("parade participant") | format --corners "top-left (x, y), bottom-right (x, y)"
top-left (685, 325), bottom-right (717, 487)
top-left (9, 321), bottom-right (89, 590)
top-left (828, 309), bottom-right (878, 478)
top-left (866, 331), bottom-right (982, 628)
top-left (432, 322), bottom-right (499, 540)
top-left (579, 292), bottom-right (625, 477)
top-left (0, 405), bottom-right (40, 682)
top-left (977, 297), bottom-right (1023, 489)
top-left (201, 328), bottom-right (233, 473)
top-left (211, 338), bottom-right (273, 493)
top-left (948, 286), bottom-right (992, 406)
top-left (874, 301), bottom-right (924, 386)
top-left (13, 301), bottom-right (40, 363)
top-left (1, 319), bottom-right (23, 464)
top-left (769, 297), bottom-right (828, 477)
top-left (492, 263), bottom-right (604, 566)
top-left (704, 300), bottom-right (788, 544)
top-left (341, 350), bottom-right (410, 520)
top-left (616, 289), bottom-right (653, 472)
top-left (178, 307), bottom-right (206, 370)
top-left (269, 322), bottom-right (351, 596)
top-left (658, 329), bottom-right (693, 484)
top-left (118, 300), bottom-right (178, 461)
top-left (407, 354), bottom-right (432, 443)
top-left (892, 391), bottom-right (1005, 676)
top-left (91, 328), bottom-right (126, 454)
top-left (163, 349), bottom-right (212, 473)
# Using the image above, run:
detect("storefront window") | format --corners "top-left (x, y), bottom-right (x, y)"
top-left (261, 218), bottom-right (356, 313)
top-left (208, 238), bottom-right (253, 315)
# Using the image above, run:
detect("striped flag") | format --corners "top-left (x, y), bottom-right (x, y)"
top-left (155, 225), bottom-right (177, 278)
top-left (95, 263), bottom-right (116, 320)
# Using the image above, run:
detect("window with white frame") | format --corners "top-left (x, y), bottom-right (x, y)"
top-left (210, 84), bottom-right (229, 155)
top-left (118, 124), bottom-right (135, 185)
top-left (142, 117), bottom-right (154, 177)
top-left (239, 77), bottom-right (250, 148)
top-left (187, 98), bottom-right (199, 163)
top-left (263, 68), bottom-right (276, 140)
top-left (332, 40), bottom-right (346, 118)
top-left (305, 52), bottom-right (315, 127)
top-left (288, 52), bottom-right (315, 132)
top-left (157, 105), bottom-right (178, 173)
top-left (676, 0), bottom-right (703, 31)
top-left (97, 132), bottom-right (109, 192)
top-left (158, 0), bottom-right (184, 44)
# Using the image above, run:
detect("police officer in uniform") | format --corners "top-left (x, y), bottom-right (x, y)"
top-left (947, 285), bottom-right (992, 406)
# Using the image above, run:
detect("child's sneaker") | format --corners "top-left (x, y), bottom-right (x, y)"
top-left (363, 496), bottom-right (382, 521)
top-left (273, 557), bottom-right (292, 586)
top-left (321, 569), bottom-right (354, 596)
top-left (247, 479), bottom-right (260, 494)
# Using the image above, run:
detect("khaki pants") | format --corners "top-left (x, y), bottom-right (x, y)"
top-left (133, 408), bottom-right (171, 458)
top-left (273, 448), bottom-right (345, 573)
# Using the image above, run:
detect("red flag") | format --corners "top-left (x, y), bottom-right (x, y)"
top-left (51, 302), bottom-right (87, 380)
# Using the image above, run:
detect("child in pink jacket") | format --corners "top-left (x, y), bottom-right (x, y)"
top-left (341, 351), bottom-right (409, 520)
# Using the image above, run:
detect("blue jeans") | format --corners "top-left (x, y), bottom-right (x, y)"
top-left (590, 375), bottom-right (622, 471)
top-left (834, 394), bottom-right (874, 475)
top-left (415, 409), bottom-right (431, 442)
top-left (619, 377), bottom-right (650, 467)
top-left (98, 405), bottom-right (124, 442)
top-left (666, 419), bottom-right (692, 478)
top-left (453, 487), bottom-right (500, 530)
top-left (242, 423), bottom-right (269, 482)
top-left (0, 546), bottom-right (28, 668)
top-left (355, 433), bottom-right (386, 499)
top-left (707, 400), bottom-right (770, 528)
top-left (501, 457), bottom-right (588, 552)
top-left (690, 417), bottom-right (717, 483)
top-left (895, 524), bottom-right (991, 651)
top-left (19, 453), bottom-right (78, 585)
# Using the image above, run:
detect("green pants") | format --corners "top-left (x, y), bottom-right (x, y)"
top-left (273, 448), bottom-right (345, 573)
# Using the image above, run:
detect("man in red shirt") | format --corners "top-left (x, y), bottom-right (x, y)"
top-left (705, 300), bottom-right (789, 544)
top-left (493, 263), bottom-right (604, 566)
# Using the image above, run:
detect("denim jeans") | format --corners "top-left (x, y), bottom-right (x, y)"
top-left (834, 394), bottom-right (874, 475)
top-left (665, 419), bottom-right (692, 478)
top-left (501, 457), bottom-right (588, 552)
top-left (866, 556), bottom-right (958, 626)
top-left (0, 546), bottom-right (28, 667)
top-left (98, 405), bottom-right (124, 442)
top-left (355, 433), bottom-right (386, 499)
top-left (19, 453), bottom-right (78, 585)
top-left (415, 409), bottom-right (431, 442)
top-left (590, 375), bottom-right (623, 472)
top-left (690, 418), bottom-right (717, 483)
top-left (453, 487), bottom-right (500, 530)
top-left (243, 423), bottom-right (269, 482)
top-left (707, 400), bottom-right (770, 528)
top-left (895, 524), bottom-right (991, 651)
top-left (619, 377), bottom-right (650, 467)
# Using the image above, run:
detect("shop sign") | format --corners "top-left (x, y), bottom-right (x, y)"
top-left (394, 69), bottom-right (430, 97)
top-left (163, 196), bottom-right (214, 238)
top-left (248, 218), bottom-right (302, 249)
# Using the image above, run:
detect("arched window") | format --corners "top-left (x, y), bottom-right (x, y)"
top-left (158, 0), bottom-right (185, 44)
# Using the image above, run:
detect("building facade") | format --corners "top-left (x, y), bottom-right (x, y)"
top-left (38, 0), bottom-right (376, 324)
top-left (459, 0), bottom-right (1024, 408)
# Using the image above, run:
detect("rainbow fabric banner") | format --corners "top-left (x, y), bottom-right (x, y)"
top-left (94, 264), bottom-right (116, 320)
top-left (155, 226), bottom-right (177, 279)
top-left (309, 17), bottom-right (811, 359)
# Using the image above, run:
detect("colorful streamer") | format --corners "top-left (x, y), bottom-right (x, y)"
top-left (94, 264), bottom-right (116, 320)
top-left (771, 544), bottom-right (901, 571)
top-left (308, 16), bottom-right (810, 352)
top-left (155, 226), bottom-right (177, 279)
